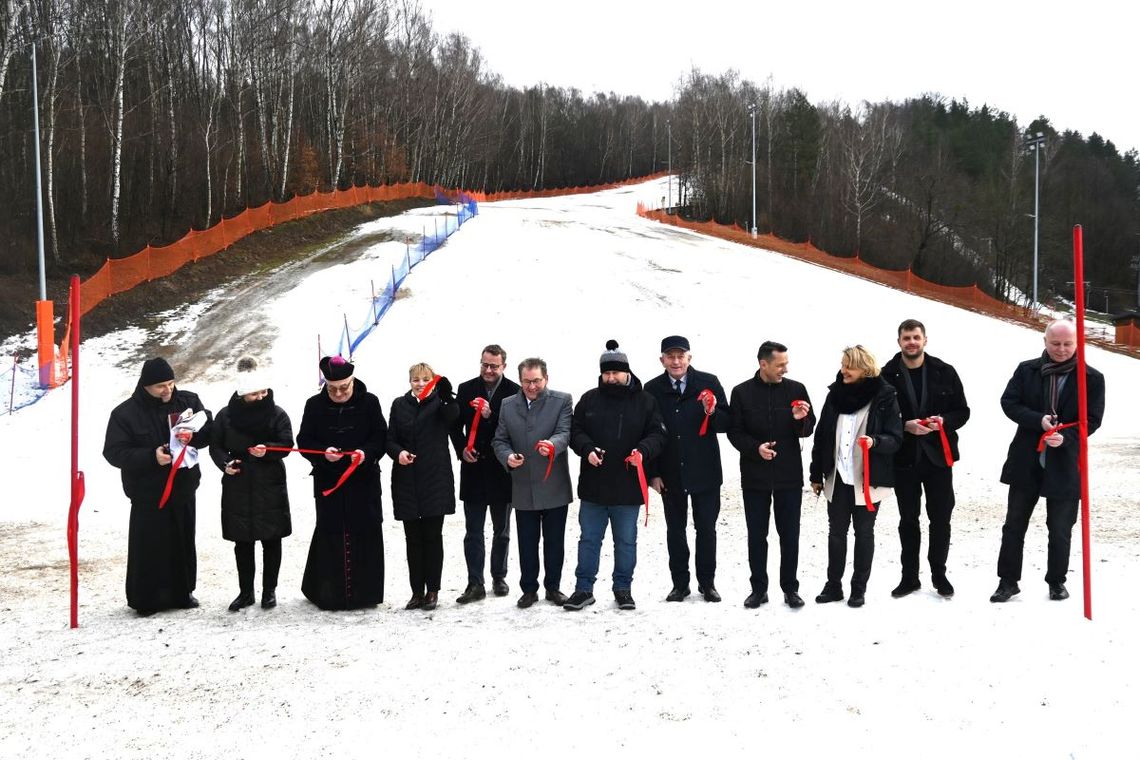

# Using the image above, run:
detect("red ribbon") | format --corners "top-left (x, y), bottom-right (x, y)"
top-left (858, 437), bottom-right (876, 513)
top-left (258, 446), bottom-right (364, 496)
top-left (625, 449), bottom-right (650, 525)
top-left (535, 441), bottom-right (555, 480)
top-left (417, 375), bottom-right (441, 401)
top-left (466, 397), bottom-right (487, 451)
top-left (157, 444), bottom-right (189, 509)
top-left (919, 418), bottom-right (955, 467)
top-left (1037, 422), bottom-right (1079, 453)
top-left (697, 389), bottom-right (715, 436)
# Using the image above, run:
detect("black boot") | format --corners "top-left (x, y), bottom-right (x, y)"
top-left (228, 591), bottom-right (255, 612)
top-left (261, 589), bottom-right (277, 609)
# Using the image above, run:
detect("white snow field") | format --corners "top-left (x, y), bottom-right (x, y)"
top-left (1, 177), bottom-right (1138, 759)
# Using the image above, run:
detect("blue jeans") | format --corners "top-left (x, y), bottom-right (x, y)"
top-left (574, 501), bottom-right (639, 593)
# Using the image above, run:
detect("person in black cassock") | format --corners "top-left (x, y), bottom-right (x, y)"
top-left (103, 357), bottom-right (212, 616)
top-left (209, 357), bottom-right (294, 612)
top-left (297, 355), bottom-right (389, 610)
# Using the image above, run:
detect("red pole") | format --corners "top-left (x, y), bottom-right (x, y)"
top-left (1073, 226), bottom-right (1092, 621)
top-left (67, 275), bottom-right (85, 629)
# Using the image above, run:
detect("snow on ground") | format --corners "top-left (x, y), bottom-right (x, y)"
top-left (2, 178), bottom-right (1138, 758)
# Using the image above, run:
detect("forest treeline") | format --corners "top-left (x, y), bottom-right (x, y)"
top-left (1, 0), bottom-right (1137, 311)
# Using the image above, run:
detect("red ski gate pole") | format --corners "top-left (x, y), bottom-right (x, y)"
top-left (67, 275), bottom-right (85, 629)
top-left (1073, 226), bottom-right (1092, 621)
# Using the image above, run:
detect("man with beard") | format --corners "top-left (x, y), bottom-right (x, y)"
top-left (103, 357), bottom-right (212, 616)
top-left (991, 319), bottom-right (1105, 603)
top-left (450, 345), bottom-right (520, 604)
top-left (881, 319), bottom-right (970, 598)
top-left (565, 340), bottom-right (666, 612)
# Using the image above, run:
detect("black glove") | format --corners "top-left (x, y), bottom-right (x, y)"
top-left (435, 376), bottom-right (454, 403)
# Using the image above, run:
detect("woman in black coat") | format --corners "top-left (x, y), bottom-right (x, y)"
top-left (209, 358), bottom-right (293, 612)
top-left (809, 345), bottom-right (903, 608)
top-left (387, 363), bottom-right (460, 611)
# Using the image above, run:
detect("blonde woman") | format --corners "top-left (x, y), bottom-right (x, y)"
top-left (808, 345), bottom-right (903, 608)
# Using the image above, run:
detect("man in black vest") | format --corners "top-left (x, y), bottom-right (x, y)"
top-left (450, 344), bottom-right (521, 603)
top-left (645, 335), bottom-right (730, 603)
top-left (881, 319), bottom-right (970, 598)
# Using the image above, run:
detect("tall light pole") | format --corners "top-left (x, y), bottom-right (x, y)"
top-left (666, 119), bottom-right (672, 209)
top-left (1026, 131), bottom-right (1046, 311)
top-left (31, 41), bottom-right (54, 389)
top-left (748, 103), bottom-right (757, 237)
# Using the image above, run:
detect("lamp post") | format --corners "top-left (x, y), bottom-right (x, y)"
top-left (31, 42), bottom-right (54, 388)
top-left (748, 103), bottom-right (757, 237)
top-left (666, 119), bottom-right (672, 210)
top-left (1026, 132), bottom-right (1046, 311)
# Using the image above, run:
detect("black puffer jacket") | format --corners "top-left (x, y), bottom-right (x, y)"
top-left (728, 374), bottom-right (816, 490)
top-left (809, 375), bottom-right (903, 488)
top-left (881, 352), bottom-right (970, 467)
top-left (387, 390), bottom-right (461, 520)
top-left (570, 374), bottom-right (667, 506)
top-left (209, 391), bottom-right (294, 542)
top-left (449, 375), bottom-right (520, 504)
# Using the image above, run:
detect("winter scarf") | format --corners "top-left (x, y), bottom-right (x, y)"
top-left (1040, 350), bottom-right (1077, 417)
top-left (828, 372), bottom-right (885, 414)
top-left (226, 390), bottom-right (277, 435)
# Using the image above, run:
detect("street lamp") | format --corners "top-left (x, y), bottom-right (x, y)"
top-left (1026, 131), bottom-right (1046, 311)
top-left (666, 119), bottom-right (672, 210)
top-left (748, 103), bottom-right (757, 237)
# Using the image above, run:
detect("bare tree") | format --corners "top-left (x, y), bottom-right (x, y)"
top-left (841, 102), bottom-right (902, 251)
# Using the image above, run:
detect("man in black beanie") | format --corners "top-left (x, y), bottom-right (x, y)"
top-left (104, 357), bottom-right (212, 615)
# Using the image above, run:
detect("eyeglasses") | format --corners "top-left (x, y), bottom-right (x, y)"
top-left (480, 363), bottom-right (503, 371)
top-left (327, 380), bottom-right (353, 394)
top-left (520, 378), bottom-right (545, 386)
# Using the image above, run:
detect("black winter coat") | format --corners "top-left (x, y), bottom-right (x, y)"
top-left (809, 377), bottom-right (903, 488)
top-left (999, 356), bottom-right (1105, 499)
top-left (449, 375), bottom-right (520, 504)
top-left (643, 367), bottom-right (729, 494)
top-left (209, 392), bottom-right (294, 542)
top-left (728, 375), bottom-right (816, 490)
top-left (881, 352), bottom-right (970, 468)
top-left (388, 390), bottom-right (461, 520)
top-left (104, 385), bottom-right (213, 507)
top-left (571, 374), bottom-right (667, 506)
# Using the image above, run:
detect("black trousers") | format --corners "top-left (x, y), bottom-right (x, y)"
top-left (894, 459), bottom-right (955, 580)
top-left (826, 479), bottom-right (879, 594)
top-left (997, 485), bottom-right (1079, 585)
top-left (462, 501), bottom-right (511, 586)
top-left (515, 505), bottom-right (568, 593)
top-left (404, 516), bottom-right (445, 594)
top-left (662, 487), bottom-right (720, 588)
top-left (234, 539), bottom-right (282, 593)
top-left (743, 488), bottom-right (801, 594)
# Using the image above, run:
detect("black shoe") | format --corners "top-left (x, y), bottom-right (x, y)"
top-left (784, 592), bottom-right (805, 609)
top-left (989, 580), bottom-right (1020, 603)
top-left (517, 591), bottom-right (539, 608)
top-left (815, 585), bottom-right (844, 604)
top-left (492, 578), bottom-right (510, 597)
top-left (545, 589), bottom-right (569, 605)
top-left (135, 608), bottom-right (157, 618)
top-left (405, 593), bottom-right (425, 610)
top-left (932, 574), bottom-right (955, 597)
top-left (614, 590), bottom-right (636, 610)
top-left (228, 591), bottom-right (255, 612)
top-left (1049, 582), bottom-right (1070, 601)
top-left (422, 591), bottom-right (439, 611)
top-left (743, 591), bottom-right (768, 608)
top-left (456, 583), bottom-right (487, 604)
top-left (698, 585), bottom-right (722, 603)
top-left (847, 592), bottom-right (865, 608)
top-left (665, 585), bottom-right (691, 602)
top-left (181, 594), bottom-right (200, 609)
top-left (891, 578), bottom-right (921, 598)
top-left (563, 591), bottom-right (595, 611)
top-left (261, 590), bottom-right (277, 609)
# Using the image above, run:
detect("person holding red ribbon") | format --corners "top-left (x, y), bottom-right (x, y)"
top-left (297, 355), bottom-right (389, 611)
top-left (449, 345), bottom-right (520, 605)
top-left (388, 362), bottom-right (460, 611)
top-left (809, 346), bottom-right (903, 608)
top-left (644, 335), bottom-right (730, 604)
top-left (991, 319), bottom-right (1105, 604)
top-left (881, 319), bottom-right (970, 599)
top-left (492, 357), bottom-right (574, 608)
top-left (565, 340), bottom-right (666, 612)
top-left (103, 357), bottom-right (213, 616)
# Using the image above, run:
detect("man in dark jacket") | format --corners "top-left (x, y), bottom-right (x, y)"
top-left (103, 357), bottom-right (212, 615)
top-left (644, 335), bottom-right (729, 603)
top-left (449, 344), bottom-right (521, 603)
top-left (565, 340), bottom-right (667, 612)
top-left (728, 341), bottom-right (816, 609)
top-left (991, 319), bottom-right (1105, 603)
top-left (881, 319), bottom-right (970, 599)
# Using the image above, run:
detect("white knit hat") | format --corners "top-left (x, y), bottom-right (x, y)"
top-left (235, 356), bottom-right (270, 396)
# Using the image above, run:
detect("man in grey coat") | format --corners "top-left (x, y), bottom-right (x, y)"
top-left (492, 357), bottom-right (574, 608)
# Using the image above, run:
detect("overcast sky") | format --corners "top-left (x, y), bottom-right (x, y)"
top-left (419, 0), bottom-right (1138, 155)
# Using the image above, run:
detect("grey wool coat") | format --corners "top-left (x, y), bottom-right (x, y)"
top-left (492, 389), bottom-right (574, 511)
